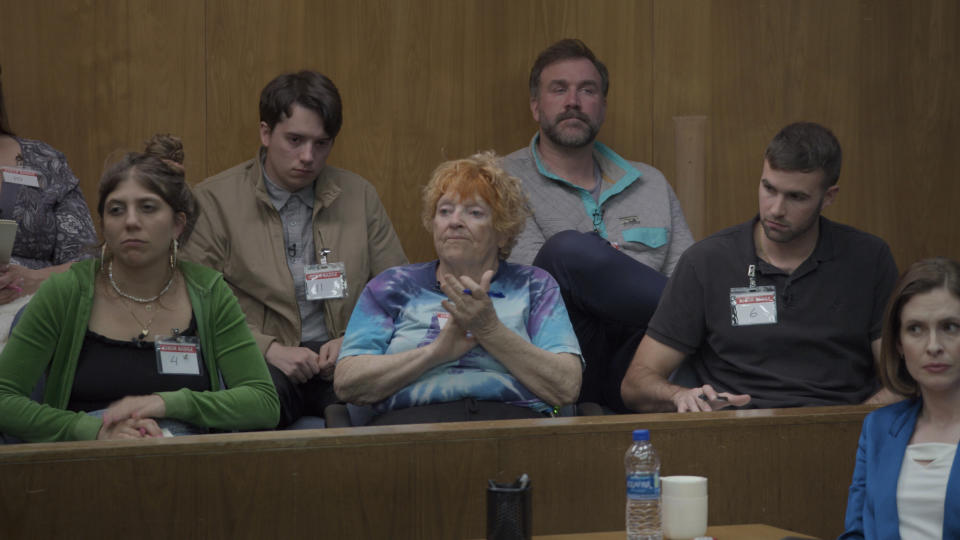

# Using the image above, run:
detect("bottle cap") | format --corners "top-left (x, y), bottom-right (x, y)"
top-left (632, 429), bottom-right (650, 441)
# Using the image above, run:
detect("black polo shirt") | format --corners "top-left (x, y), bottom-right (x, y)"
top-left (647, 216), bottom-right (898, 408)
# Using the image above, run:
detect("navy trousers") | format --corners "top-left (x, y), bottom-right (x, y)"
top-left (268, 340), bottom-right (340, 428)
top-left (533, 230), bottom-right (667, 412)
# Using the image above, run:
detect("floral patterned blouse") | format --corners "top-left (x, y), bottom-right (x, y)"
top-left (4, 137), bottom-right (97, 269)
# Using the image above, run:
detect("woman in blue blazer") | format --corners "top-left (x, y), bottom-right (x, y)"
top-left (841, 258), bottom-right (960, 539)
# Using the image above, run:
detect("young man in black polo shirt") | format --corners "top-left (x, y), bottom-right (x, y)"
top-left (620, 122), bottom-right (901, 412)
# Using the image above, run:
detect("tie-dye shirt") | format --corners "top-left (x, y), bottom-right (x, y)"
top-left (338, 260), bottom-right (582, 413)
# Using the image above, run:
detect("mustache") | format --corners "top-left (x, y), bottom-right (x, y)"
top-left (556, 110), bottom-right (590, 123)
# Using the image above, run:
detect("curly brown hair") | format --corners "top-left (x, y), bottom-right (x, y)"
top-left (421, 151), bottom-right (530, 260)
top-left (97, 133), bottom-right (198, 244)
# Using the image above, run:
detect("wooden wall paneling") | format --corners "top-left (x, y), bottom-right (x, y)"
top-left (0, 0), bottom-right (103, 227)
top-left (311, 443), bottom-right (422, 539)
top-left (497, 429), bottom-right (629, 535)
top-left (671, 116), bottom-right (709, 239)
top-left (204, 0), bottom-right (313, 176)
top-left (123, 0), bottom-right (207, 191)
top-left (196, 447), bottom-right (303, 538)
top-left (412, 438), bottom-right (497, 538)
top-left (0, 0), bottom-right (205, 236)
top-left (855, 0), bottom-right (960, 268)
top-left (652, 0), bottom-right (713, 240)
top-left (0, 407), bottom-right (869, 540)
top-left (775, 417), bottom-right (861, 534)
top-left (707, 0), bottom-right (865, 236)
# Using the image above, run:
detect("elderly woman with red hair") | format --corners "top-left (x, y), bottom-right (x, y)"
top-left (334, 151), bottom-right (582, 425)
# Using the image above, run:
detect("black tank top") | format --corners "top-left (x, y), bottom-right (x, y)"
top-left (67, 316), bottom-right (209, 412)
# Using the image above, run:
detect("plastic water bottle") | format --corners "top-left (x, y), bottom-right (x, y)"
top-left (625, 429), bottom-right (661, 540)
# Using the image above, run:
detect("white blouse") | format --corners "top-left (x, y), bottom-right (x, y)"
top-left (897, 442), bottom-right (957, 539)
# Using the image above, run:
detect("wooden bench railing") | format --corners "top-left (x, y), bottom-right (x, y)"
top-left (0, 405), bottom-right (872, 539)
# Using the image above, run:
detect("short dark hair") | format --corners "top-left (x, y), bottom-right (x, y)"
top-left (879, 257), bottom-right (960, 397)
top-left (763, 122), bottom-right (842, 188)
top-left (259, 70), bottom-right (343, 138)
top-left (529, 39), bottom-right (609, 99)
top-left (0, 65), bottom-right (13, 137)
top-left (97, 134), bottom-right (198, 245)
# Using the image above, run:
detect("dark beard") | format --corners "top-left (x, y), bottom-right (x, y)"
top-left (541, 113), bottom-right (598, 148)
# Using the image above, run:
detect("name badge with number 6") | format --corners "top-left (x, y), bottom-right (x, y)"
top-left (729, 286), bottom-right (778, 326)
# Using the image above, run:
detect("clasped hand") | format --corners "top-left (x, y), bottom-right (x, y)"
top-left (98, 394), bottom-right (166, 439)
top-left (266, 339), bottom-right (340, 384)
top-left (438, 270), bottom-right (500, 337)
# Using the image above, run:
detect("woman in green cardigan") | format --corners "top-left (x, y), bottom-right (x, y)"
top-left (0, 134), bottom-right (279, 442)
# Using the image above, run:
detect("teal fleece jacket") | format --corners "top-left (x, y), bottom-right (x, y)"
top-left (0, 259), bottom-right (280, 441)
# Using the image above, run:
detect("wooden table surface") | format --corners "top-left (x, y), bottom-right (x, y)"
top-left (528, 523), bottom-right (818, 539)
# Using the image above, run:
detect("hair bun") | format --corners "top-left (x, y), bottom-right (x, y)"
top-left (144, 133), bottom-right (185, 170)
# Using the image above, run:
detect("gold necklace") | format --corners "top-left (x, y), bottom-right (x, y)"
top-left (108, 273), bottom-right (176, 342)
top-left (123, 301), bottom-right (158, 342)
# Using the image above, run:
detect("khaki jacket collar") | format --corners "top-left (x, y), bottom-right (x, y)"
top-left (250, 147), bottom-right (343, 211)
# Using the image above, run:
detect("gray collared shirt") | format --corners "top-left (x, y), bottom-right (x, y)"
top-left (262, 171), bottom-right (329, 343)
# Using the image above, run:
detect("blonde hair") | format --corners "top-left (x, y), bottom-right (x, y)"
top-left (421, 151), bottom-right (530, 260)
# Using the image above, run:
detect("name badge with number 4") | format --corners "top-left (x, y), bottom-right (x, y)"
top-left (729, 286), bottom-right (778, 326)
top-left (155, 336), bottom-right (202, 375)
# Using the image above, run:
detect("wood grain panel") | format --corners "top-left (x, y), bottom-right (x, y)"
top-left (0, 406), bottom-right (868, 539)
top-left (854, 0), bottom-right (960, 268)
top-left (0, 0), bottom-right (205, 237)
top-left (653, 0), bottom-right (960, 268)
top-left (651, 0), bottom-right (712, 225)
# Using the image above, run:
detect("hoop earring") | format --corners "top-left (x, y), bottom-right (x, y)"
top-left (170, 238), bottom-right (179, 269)
top-left (100, 244), bottom-right (107, 271)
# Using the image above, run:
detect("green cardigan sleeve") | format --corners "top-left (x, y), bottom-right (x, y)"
top-left (158, 271), bottom-right (280, 430)
top-left (0, 272), bottom-right (102, 442)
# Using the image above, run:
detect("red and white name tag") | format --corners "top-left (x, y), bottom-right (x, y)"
top-left (1, 167), bottom-right (41, 188)
top-left (304, 262), bottom-right (347, 300)
top-left (155, 337), bottom-right (201, 375)
top-left (437, 312), bottom-right (451, 330)
top-left (729, 286), bottom-right (777, 326)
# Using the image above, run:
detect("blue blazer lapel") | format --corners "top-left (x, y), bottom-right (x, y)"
top-left (945, 436), bottom-right (960, 537)
top-left (875, 400), bottom-right (921, 535)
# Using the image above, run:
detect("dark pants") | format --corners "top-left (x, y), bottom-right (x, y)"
top-left (369, 398), bottom-right (545, 426)
top-left (268, 340), bottom-right (340, 428)
top-left (533, 230), bottom-right (667, 412)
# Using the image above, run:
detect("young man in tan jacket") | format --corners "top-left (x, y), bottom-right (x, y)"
top-left (184, 71), bottom-right (407, 427)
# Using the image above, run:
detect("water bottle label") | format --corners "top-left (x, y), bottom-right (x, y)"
top-left (626, 473), bottom-right (660, 500)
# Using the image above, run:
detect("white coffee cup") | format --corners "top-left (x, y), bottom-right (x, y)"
top-left (660, 475), bottom-right (708, 539)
